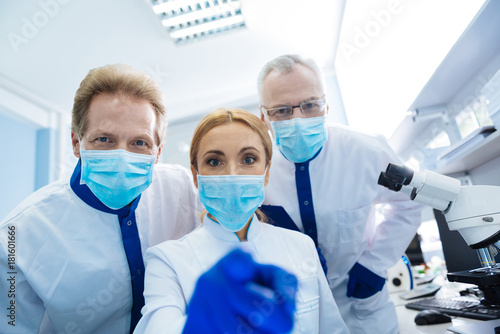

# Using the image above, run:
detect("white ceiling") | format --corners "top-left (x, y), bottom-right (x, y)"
top-left (0, 0), bottom-right (489, 141)
top-left (0, 0), bottom-right (344, 125)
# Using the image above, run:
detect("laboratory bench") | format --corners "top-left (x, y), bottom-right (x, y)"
top-left (392, 279), bottom-right (500, 333)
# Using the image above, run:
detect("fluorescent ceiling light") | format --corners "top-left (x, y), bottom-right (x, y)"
top-left (150, 0), bottom-right (246, 44)
top-left (169, 15), bottom-right (245, 39)
top-left (161, 3), bottom-right (241, 27)
top-left (152, 0), bottom-right (206, 14)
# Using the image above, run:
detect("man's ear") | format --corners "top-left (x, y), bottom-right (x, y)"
top-left (71, 132), bottom-right (81, 158)
top-left (155, 144), bottom-right (163, 164)
top-left (190, 165), bottom-right (199, 188)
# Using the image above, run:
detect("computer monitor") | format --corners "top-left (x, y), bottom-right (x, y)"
top-left (433, 209), bottom-right (490, 272)
top-left (405, 233), bottom-right (425, 266)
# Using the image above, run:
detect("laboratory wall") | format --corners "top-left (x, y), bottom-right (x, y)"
top-left (160, 72), bottom-right (348, 168)
top-left (0, 111), bottom-right (37, 220)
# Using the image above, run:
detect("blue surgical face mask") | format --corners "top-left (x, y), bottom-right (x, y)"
top-left (271, 116), bottom-right (327, 163)
top-left (80, 149), bottom-right (156, 210)
top-left (197, 173), bottom-right (266, 232)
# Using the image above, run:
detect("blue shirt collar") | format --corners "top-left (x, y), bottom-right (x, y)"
top-left (70, 159), bottom-right (141, 216)
top-left (277, 146), bottom-right (323, 166)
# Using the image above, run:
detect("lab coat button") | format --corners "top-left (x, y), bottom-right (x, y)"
top-left (300, 166), bottom-right (305, 171)
top-left (137, 269), bottom-right (141, 275)
top-left (304, 201), bottom-right (309, 205)
top-left (127, 220), bottom-right (132, 226)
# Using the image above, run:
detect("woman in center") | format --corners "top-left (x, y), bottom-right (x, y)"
top-left (135, 108), bottom-right (348, 333)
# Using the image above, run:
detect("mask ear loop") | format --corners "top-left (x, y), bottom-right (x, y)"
top-left (262, 166), bottom-right (269, 177)
top-left (78, 136), bottom-right (87, 185)
top-left (78, 136), bottom-right (87, 153)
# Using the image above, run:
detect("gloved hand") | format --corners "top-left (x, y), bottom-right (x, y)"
top-left (182, 249), bottom-right (298, 334)
top-left (346, 262), bottom-right (385, 299)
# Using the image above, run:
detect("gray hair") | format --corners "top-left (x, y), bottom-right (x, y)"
top-left (257, 54), bottom-right (326, 104)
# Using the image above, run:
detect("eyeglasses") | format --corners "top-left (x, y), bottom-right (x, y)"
top-left (262, 99), bottom-right (326, 121)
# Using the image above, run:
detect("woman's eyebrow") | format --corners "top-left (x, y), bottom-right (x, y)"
top-left (202, 150), bottom-right (225, 158)
top-left (239, 147), bottom-right (260, 154)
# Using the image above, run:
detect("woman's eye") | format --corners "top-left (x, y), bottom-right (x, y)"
top-left (135, 140), bottom-right (145, 146)
top-left (243, 157), bottom-right (255, 164)
top-left (97, 137), bottom-right (109, 143)
top-left (208, 159), bottom-right (221, 167)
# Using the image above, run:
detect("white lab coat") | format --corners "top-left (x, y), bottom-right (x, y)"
top-left (263, 124), bottom-right (423, 334)
top-left (0, 163), bottom-right (200, 334)
top-left (134, 215), bottom-right (349, 334)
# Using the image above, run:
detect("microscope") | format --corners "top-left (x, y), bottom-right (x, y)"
top-left (378, 163), bottom-right (500, 306)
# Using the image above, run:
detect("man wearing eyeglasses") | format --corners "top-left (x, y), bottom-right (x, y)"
top-left (258, 55), bottom-right (423, 334)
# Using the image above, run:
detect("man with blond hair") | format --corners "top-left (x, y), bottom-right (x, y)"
top-left (0, 64), bottom-right (200, 334)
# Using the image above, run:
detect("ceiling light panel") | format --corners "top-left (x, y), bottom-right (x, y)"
top-left (150, 0), bottom-right (246, 44)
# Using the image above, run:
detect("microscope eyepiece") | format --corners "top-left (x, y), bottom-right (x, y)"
top-left (378, 172), bottom-right (403, 191)
top-left (385, 163), bottom-right (414, 186)
top-left (377, 173), bottom-right (389, 188)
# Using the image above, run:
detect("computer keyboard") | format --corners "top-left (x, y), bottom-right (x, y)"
top-left (406, 298), bottom-right (500, 320)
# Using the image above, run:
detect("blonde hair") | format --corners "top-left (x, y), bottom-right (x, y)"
top-left (190, 108), bottom-right (272, 170)
top-left (190, 108), bottom-right (273, 222)
top-left (71, 64), bottom-right (167, 145)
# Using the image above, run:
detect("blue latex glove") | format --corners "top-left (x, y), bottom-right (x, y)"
top-left (182, 249), bottom-right (298, 334)
top-left (346, 262), bottom-right (385, 299)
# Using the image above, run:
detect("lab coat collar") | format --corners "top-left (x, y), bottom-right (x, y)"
top-left (70, 159), bottom-right (141, 216)
top-left (203, 213), bottom-right (261, 242)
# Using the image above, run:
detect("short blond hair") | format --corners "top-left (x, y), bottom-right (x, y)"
top-left (71, 64), bottom-right (167, 145)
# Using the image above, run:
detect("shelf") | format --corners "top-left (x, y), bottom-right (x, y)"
top-left (435, 130), bottom-right (500, 174)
